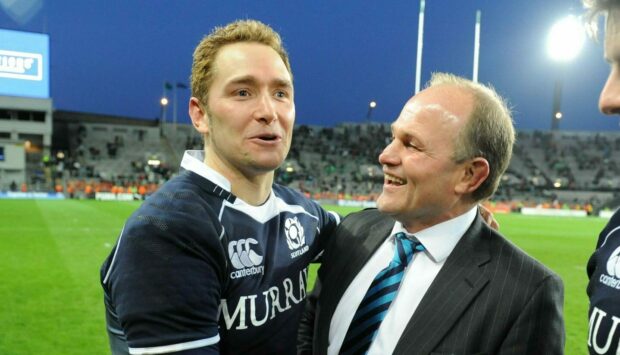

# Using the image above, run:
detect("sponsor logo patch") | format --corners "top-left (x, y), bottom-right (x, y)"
top-left (228, 238), bottom-right (264, 279)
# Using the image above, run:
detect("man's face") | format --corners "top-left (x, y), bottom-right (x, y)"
top-left (600, 9), bottom-right (620, 114)
top-left (376, 85), bottom-right (473, 232)
top-left (202, 42), bottom-right (295, 177)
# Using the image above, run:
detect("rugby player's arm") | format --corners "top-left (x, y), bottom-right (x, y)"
top-left (297, 204), bottom-right (340, 352)
top-left (313, 208), bottom-right (341, 264)
top-left (298, 210), bottom-right (340, 354)
top-left (106, 210), bottom-right (227, 354)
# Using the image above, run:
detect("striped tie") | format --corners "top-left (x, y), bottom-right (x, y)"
top-left (339, 232), bottom-right (424, 355)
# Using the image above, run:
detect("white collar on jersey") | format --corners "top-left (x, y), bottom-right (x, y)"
top-left (179, 151), bottom-right (318, 224)
top-left (180, 150), bottom-right (232, 192)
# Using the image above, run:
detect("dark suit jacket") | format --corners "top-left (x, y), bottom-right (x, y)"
top-left (298, 209), bottom-right (565, 355)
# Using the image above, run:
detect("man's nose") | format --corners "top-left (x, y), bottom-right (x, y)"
top-left (599, 70), bottom-right (620, 115)
top-left (254, 94), bottom-right (277, 123)
top-left (378, 141), bottom-right (398, 166)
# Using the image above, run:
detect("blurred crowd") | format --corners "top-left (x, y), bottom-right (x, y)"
top-left (7, 123), bottom-right (620, 213)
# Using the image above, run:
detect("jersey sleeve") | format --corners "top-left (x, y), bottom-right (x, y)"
top-left (588, 209), bottom-right (620, 279)
top-left (101, 195), bottom-right (228, 354)
top-left (309, 200), bottom-right (340, 260)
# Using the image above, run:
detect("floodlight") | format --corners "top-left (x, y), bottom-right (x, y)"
top-left (547, 15), bottom-right (585, 62)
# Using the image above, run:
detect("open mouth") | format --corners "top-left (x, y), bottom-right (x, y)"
top-left (258, 134), bottom-right (278, 141)
top-left (385, 173), bottom-right (406, 186)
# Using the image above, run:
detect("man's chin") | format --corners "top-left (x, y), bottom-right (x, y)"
top-left (376, 195), bottom-right (394, 213)
top-left (249, 160), bottom-right (285, 175)
top-left (377, 194), bottom-right (411, 217)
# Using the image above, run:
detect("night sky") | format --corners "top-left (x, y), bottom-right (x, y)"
top-left (0, 0), bottom-right (616, 131)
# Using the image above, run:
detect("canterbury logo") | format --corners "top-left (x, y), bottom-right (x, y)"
top-left (599, 245), bottom-right (620, 289)
top-left (284, 217), bottom-right (305, 250)
top-left (228, 238), bottom-right (263, 269)
top-left (606, 246), bottom-right (620, 277)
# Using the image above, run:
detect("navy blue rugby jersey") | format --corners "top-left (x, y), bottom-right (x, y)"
top-left (101, 151), bottom-right (339, 355)
top-left (587, 209), bottom-right (620, 354)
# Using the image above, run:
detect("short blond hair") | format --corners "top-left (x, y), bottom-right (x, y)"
top-left (190, 19), bottom-right (292, 106)
top-left (427, 72), bottom-right (515, 202)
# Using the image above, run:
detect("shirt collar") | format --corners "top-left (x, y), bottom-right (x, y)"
top-left (390, 206), bottom-right (478, 263)
top-left (179, 150), bottom-right (231, 192)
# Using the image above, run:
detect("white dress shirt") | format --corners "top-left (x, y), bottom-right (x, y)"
top-left (327, 207), bottom-right (478, 355)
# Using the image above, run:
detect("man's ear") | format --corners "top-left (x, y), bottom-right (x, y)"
top-left (454, 157), bottom-right (490, 195)
top-left (189, 97), bottom-right (209, 135)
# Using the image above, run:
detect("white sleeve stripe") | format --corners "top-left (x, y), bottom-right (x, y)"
top-left (102, 224), bottom-right (126, 285)
top-left (328, 210), bottom-right (341, 225)
top-left (107, 326), bottom-right (125, 336)
top-left (601, 225), bottom-right (620, 248)
top-left (312, 250), bottom-right (324, 262)
top-left (316, 211), bottom-right (341, 234)
top-left (219, 202), bottom-right (227, 221)
top-left (218, 203), bottom-right (227, 240)
top-left (128, 335), bottom-right (220, 354)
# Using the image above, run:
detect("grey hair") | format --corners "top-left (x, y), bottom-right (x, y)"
top-left (427, 72), bottom-right (515, 202)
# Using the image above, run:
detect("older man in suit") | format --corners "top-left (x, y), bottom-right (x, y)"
top-left (298, 73), bottom-right (565, 355)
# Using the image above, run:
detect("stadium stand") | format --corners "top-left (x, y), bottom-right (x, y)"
top-left (3, 110), bottom-right (619, 214)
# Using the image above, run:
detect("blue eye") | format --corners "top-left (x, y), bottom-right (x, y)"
top-left (275, 90), bottom-right (289, 99)
top-left (237, 89), bottom-right (250, 97)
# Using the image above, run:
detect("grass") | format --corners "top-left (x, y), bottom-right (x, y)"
top-left (0, 200), bottom-right (141, 355)
top-left (0, 200), bottom-right (604, 354)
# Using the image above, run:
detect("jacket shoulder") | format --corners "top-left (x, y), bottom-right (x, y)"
top-left (483, 223), bottom-right (560, 285)
top-left (340, 208), bottom-right (384, 230)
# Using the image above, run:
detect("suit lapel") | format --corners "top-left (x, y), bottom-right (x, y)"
top-left (395, 215), bottom-right (492, 354)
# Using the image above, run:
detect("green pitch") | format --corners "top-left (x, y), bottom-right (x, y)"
top-left (0, 200), bottom-right (605, 354)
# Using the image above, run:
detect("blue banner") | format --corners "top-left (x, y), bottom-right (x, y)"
top-left (0, 28), bottom-right (49, 98)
